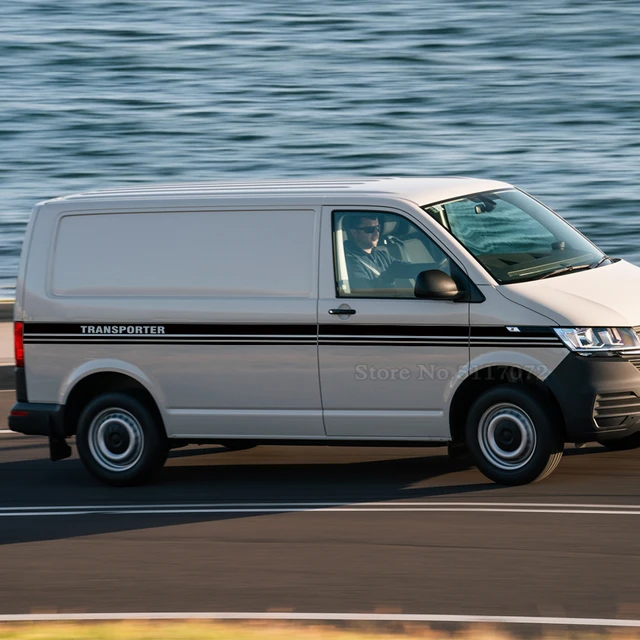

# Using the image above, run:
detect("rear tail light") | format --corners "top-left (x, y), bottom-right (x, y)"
top-left (14, 321), bottom-right (24, 367)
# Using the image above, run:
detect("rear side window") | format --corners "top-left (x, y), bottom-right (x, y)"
top-left (52, 210), bottom-right (317, 297)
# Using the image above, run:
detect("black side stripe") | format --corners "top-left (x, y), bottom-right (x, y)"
top-left (22, 323), bottom-right (564, 348)
top-left (24, 336), bottom-right (315, 341)
top-left (23, 323), bottom-right (317, 336)
top-left (320, 342), bottom-right (469, 348)
top-left (471, 326), bottom-right (557, 338)
top-left (23, 340), bottom-right (316, 346)
top-left (470, 343), bottom-right (561, 348)
top-left (320, 324), bottom-right (469, 338)
top-left (24, 340), bottom-right (561, 348)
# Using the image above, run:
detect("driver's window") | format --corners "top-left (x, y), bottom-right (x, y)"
top-left (333, 211), bottom-right (452, 298)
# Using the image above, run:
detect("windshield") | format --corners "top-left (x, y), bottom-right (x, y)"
top-left (422, 189), bottom-right (605, 284)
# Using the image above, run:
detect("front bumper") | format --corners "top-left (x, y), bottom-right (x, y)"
top-left (544, 352), bottom-right (640, 442)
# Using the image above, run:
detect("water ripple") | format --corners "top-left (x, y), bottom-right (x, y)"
top-left (0, 0), bottom-right (639, 295)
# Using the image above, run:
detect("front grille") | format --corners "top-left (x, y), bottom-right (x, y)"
top-left (594, 392), bottom-right (640, 429)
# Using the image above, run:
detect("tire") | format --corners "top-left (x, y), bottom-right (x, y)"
top-left (464, 385), bottom-right (564, 485)
top-left (76, 392), bottom-right (168, 486)
top-left (597, 432), bottom-right (640, 451)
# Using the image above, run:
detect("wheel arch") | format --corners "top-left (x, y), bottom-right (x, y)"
top-left (62, 365), bottom-right (165, 438)
top-left (449, 364), bottom-right (567, 444)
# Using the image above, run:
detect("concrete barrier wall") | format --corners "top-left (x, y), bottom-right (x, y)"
top-left (0, 304), bottom-right (14, 390)
top-left (0, 302), bottom-right (14, 322)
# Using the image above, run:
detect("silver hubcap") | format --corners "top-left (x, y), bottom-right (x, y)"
top-left (477, 403), bottom-right (537, 471)
top-left (88, 408), bottom-right (144, 472)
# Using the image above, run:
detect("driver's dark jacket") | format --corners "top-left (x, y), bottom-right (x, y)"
top-left (344, 241), bottom-right (417, 291)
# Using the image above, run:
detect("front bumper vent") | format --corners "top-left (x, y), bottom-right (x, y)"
top-left (622, 354), bottom-right (640, 371)
top-left (594, 392), bottom-right (640, 429)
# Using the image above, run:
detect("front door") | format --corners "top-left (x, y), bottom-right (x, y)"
top-left (318, 206), bottom-right (470, 439)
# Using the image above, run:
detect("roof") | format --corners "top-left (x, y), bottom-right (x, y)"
top-left (46, 176), bottom-right (512, 208)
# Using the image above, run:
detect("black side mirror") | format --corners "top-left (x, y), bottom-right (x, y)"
top-left (414, 270), bottom-right (461, 300)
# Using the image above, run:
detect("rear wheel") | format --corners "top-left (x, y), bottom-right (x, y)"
top-left (465, 385), bottom-right (564, 485)
top-left (597, 432), bottom-right (640, 451)
top-left (76, 392), bottom-right (168, 486)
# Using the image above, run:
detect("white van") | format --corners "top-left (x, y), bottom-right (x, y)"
top-left (9, 178), bottom-right (640, 486)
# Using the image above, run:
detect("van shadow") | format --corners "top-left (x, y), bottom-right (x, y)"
top-left (0, 444), bottom-right (501, 546)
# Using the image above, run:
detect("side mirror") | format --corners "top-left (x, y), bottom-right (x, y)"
top-left (414, 270), bottom-right (461, 300)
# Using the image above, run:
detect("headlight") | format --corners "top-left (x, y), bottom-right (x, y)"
top-left (554, 327), bottom-right (640, 352)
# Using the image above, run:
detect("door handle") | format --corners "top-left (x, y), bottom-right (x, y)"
top-left (328, 308), bottom-right (356, 315)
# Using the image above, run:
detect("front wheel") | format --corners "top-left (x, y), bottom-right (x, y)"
top-left (465, 385), bottom-right (564, 485)
top-left (76, 392), bottom-right (168, 486)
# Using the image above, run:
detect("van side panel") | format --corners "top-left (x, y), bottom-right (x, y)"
top-left (469, 286), bottom-right (567, 379)
top-left (13, 204), bottom-right (41, 322)
top-left (52, 210), bottom-right (314, 298)
top-left (22, 205), bottom-right (324, 439)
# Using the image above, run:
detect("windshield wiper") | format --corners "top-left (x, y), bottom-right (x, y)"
top-left (589, 255), bottom-right (611, 269)
top-left (537, 254), bottom-right (611, 280)
top-left (538, 264), bottom-right (593, 280)
top-left (513, 255), bottom-right (611, 283)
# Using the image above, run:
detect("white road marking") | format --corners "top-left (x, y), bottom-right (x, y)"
top-left (1, 500), bottom-right (640, 510)
top-left (0, 611), bottom-right (639, 627)
top-left (1, 501), bottom-right (640, 517)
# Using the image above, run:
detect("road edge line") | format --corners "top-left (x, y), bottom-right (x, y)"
top-left (0, 612), bottom-right (639, 627)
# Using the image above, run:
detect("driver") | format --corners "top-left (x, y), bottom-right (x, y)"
top-left (344, 214), bottom-right (428, 291)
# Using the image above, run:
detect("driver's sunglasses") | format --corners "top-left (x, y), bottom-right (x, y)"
top-left (356, 224), bottom-right (380, 234)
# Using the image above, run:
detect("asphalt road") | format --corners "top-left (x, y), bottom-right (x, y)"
top-left (1, 388), bottom-right (640, 622)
